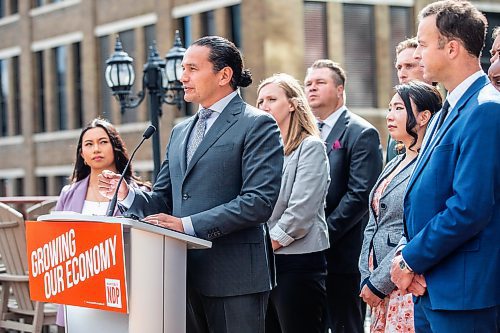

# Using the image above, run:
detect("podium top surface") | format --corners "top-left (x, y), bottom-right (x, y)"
top-left (37, 213), bottom-right (211, 249)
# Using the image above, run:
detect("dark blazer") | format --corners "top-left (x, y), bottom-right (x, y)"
top-left (324, 109), bottom-right (383, 274)
top-left (359, 154), bottom-right (415, 297)
top-left (403, 75), bottom-right (500, 310)
top-left (125, 94), bottom-right (284, 297)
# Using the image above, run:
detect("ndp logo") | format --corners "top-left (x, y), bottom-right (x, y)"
top-left (105, 278), bottom-right (122, 308)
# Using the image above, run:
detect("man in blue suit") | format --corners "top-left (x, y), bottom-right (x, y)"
top-left (99, 36), bottom-right (284, 332)
top-left (390, 1), bottom-right (500, 332)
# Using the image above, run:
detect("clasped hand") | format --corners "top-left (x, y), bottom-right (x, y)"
top-left (390, 254), bottom-right (427, 296)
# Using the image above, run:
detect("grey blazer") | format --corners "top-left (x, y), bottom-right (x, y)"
top-left (358, 154), bottom-right (415, 297)
top-left (124, 94), bottom-right (284, 297)
top-left (268, 135), bottom-right (330, 255)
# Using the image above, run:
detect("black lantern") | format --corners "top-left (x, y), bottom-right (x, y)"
top-left (105, 31), bottom-right (186, 180)
top-left (105, 38), bottom-right (135, 105)
top-left (163, 31), bottom-right (186, 109)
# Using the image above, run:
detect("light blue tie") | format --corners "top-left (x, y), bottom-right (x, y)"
top-left (186, 108), bottom-right (213, 165)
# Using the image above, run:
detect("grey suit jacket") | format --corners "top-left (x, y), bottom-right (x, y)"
top-left (268, 135), bottom-right (330, 255)
top-left (358, 154), bottom-right (415, 297)
top-left (125, 94), bottom-right (284, 297)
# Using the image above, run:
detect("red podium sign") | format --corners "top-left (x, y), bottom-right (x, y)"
top-left (26, 221), bottom-right (128, 313)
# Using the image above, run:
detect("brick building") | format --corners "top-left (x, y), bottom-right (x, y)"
top-left (0, 0), bottom-right (498, 196)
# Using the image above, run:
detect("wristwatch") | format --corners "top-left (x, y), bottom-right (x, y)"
top-left (399, 258), bottom-right (413, 273)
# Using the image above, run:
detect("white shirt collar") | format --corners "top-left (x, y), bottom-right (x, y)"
top-left (446, 70), bottom-right (484, 110)
top-left (318, 106), bottom-right (346, 140)
top-left (322, 105), bottom-right (347, 129)
top-left (198, 90), bottom-right (239, 115)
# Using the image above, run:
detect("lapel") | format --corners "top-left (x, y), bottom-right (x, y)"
top-left (282, 139), bottom-right (302, 173)
top-left (406, 75), bottom-right (490, 194)
top-left (72, 176), bottom-right (90, 213)
top-left (180, 117), bottom-right (198, 175)
top-left (183, 95), bottom-right (243, 180)
top-left (325, 109), bottom-right (348, 155)
top-left (382, 156), bottom-right (415, 198)
top-left (368, 155), bottom-right (400, 216)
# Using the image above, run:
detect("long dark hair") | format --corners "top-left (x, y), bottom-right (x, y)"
top-left (394, 81), bottom-right (442, 151)
top-left (71, 118), bottom-right (144, 186)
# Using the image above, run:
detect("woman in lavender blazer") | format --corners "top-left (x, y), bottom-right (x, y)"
top-left (54, 118), bottom-right (149, 330)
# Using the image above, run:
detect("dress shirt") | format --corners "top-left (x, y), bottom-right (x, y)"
top-left (318, 105), bottom-right (347, 141)
top-left (442, 70), bottom-right (484, 122)
top-left (120, 90), bottom-right (239, 236)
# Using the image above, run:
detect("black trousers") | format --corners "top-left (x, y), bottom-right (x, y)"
top-left (266, 251), bottom-right (327, 333)
top-left (324, 272), bottom-right (364, 333)
top-left (187, 285), bottom-right (269, 333)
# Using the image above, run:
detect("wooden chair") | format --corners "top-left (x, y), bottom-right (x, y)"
top-left (0, 202), bottom-right (57, 333)
top-left (26, 200), bottom-right (57, 221)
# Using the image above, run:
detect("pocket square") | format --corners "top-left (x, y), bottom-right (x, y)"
top-left (332, 140), bottom-right (342, 150)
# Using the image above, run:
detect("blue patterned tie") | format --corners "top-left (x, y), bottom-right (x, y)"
top-left (186, 108), bottom-right (213, 165)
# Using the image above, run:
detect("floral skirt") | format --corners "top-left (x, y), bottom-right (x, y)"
top-left (369, 251), bottom-right (414, 332)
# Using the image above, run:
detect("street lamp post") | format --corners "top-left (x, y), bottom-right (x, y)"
top-left (105, 31), bottom-right (186, 180)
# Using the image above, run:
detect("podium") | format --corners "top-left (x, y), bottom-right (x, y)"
top-left (35, 213), bottom-right (211, 333)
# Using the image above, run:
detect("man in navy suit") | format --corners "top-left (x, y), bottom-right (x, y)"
top-left (99, 36), bottom-right (283, 332)
top-left (305, 59), bottom-right (383, 333)
top-left (390, 1), bottom-right (500, 332)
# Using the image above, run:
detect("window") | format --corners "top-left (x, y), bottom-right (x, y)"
top-left (390, 6), bottom-right (413, 87)
top-left (55, 175), bottom-right (69, 194)
top-left (144, 24), bottom-right (156, 59)
top-left (0, 179), bottom-right (6, 196)
top-left (178, 16), bottom-right (192, 48)
top-left (37, 176), bottom-right (48, 196)
top-left (201, 10), bottom-right (216, 37)
top-left (10, 0), bottom-right (17, 14)
top-left (0, 59), bottom-right (8, 137)
top-left (0, 0), bottom-right (16, 16)
top-left (14, 177), bottom-right (23, 196)
top-left (32, 0), bottom-right (43, 8)
top-left (230, 5), bottom-right (241, 48)
top-left (54, 46), bottom-right (67, 130)
top-left (343, 4), bottom-right (377, 108)
top-left (12, 56), bottom-right (20, 135)
top-left (34, 51), bottom-right (46, 133)
top-left (304, 1), bottom-right (327, 68)
top-left (119, 29), bottom-right (137, 124)
top-left (99, 35), bottom-right (112, 122)
top-left (73, 42), bottom-right (83, 128)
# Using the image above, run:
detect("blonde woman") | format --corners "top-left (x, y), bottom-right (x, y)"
top-left (257, 73), bottom-right (330, 333)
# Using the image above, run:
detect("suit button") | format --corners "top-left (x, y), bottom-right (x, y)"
top-left (380, 203), bottom-right (387, 209)
top-left (182, 193), bottom-right (189, 200)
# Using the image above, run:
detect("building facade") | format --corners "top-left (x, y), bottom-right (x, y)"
top-left (0, 0), bottom-right (499, 196)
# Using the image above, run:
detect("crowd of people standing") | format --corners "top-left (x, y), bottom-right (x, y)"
top-left (52, 0), bottom-right (499, 332)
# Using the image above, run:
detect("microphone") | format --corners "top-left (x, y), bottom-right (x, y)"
top-left (106, 125), bottom-right (156, 216)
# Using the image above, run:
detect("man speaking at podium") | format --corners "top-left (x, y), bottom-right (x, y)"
top-left (98, 36), bottom-right (283, 333)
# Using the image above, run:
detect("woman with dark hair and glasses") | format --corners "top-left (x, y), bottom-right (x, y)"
top-left (358, 81), bottom-right (442, 332)
top-left (53, 118), bottom-right (149, 331)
